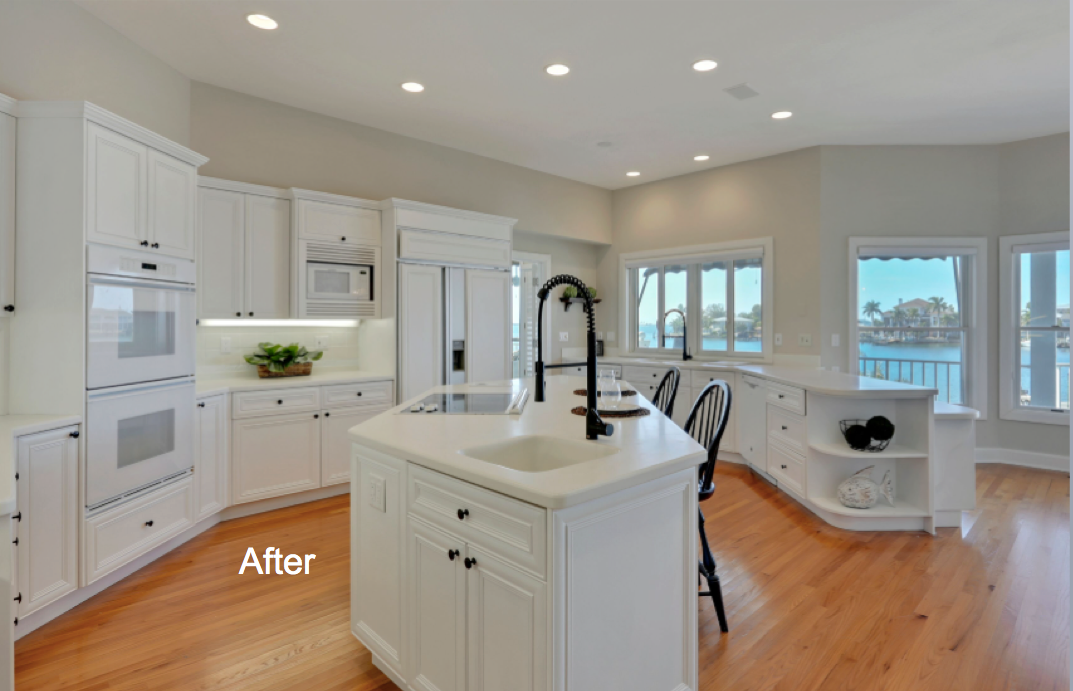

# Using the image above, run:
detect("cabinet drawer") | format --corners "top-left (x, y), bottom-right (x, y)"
top-left (766, 381), bottom-right (806, 415)
top-left (767, 406), bottom-right (807, 456)
top-left (232, 387), bottom-right (321, 419)
top-left (690, 370), bottom-right (734, 390)
top-left (768, 442), bottom-right (805, 496)
top-left (85, 478), bottom-right (193, 584)
top-left (322, 380), bottom-right (393, 410)
top-left (297, 199), bottom-right (380, 244)
top-left (408, 465), bottom-right (547, 578)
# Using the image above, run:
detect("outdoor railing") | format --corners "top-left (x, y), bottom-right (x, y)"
top-left (859, 357), bottom-right (962, 404)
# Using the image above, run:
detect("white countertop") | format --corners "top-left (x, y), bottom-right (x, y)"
top-left (0, 415), bottom-right (82, 515)
top-left (349, 376), bottom-right (706, 510)
top-left (196, 368), bottom-right (394, 398)
top-left (596, 356), bottom-right (938, 399)
top-left (934, 401), bottom-right (981, 420)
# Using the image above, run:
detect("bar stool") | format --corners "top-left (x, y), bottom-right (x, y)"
top-left (652, 367), bottom-right (681, 418)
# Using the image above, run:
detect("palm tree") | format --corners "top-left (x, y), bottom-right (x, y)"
top-left (941, 312), bottom-right (959, 341)
top-left (927, 297), bottom-right (947, 337)
top-left (892, 306), bottom-right (908, 340)
top-left (862, 300), bottom-right (883, 326)
top-left (906, 308), bottom-right (921, 340)
top-left (1021, 301), bottom-right (1032, 326)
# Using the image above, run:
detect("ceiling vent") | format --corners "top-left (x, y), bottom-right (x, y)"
top-left (724, 83), bottom-right (759, 100)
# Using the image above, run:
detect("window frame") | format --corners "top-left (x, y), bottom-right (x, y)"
top-left (511, 250), bottom-right (552, 379)
top-left (848, 236), bottom-right (988, 417)
top-left (620, 238), bottom-right (774, 362)
top-left (998, 231), bottom-right (1070, 425)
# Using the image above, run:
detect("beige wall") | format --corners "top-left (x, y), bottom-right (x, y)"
top-left (602, 147), bottom-right (823, 359)
top-left (190, 82), bottom-right (611, 243)
top-left (0, 1), bottom-right (191, 145)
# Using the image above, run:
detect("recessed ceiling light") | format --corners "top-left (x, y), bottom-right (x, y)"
top-left (626, 171), bottom-right (641, 177)
top-left (246, 14), bottom-right (278, 30)
top-left (401, 82), bottom-right (425, 93)
top-left (692, 59), bottom-right (717, 72)
top-left (694, 155), bottom-right (710, 162)
top-left (771, 111), bottom-right (793, 119)
top-left (545, 64), bottom-right (570, 76)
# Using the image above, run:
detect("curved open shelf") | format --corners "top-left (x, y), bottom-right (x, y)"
top-left (808, 441), bottom-right (927, 460)
top-left (810, 496), bottom-right (929, 518)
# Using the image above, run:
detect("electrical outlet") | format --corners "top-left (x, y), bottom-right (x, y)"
top-left (221, 337), bottom-right (232, 354)
top-left (831, 333), bottom-right (840, 347)
top-left (607, 331), bottom-right (616, 342)
top-left (775, 333), bottom-right (783, 346)
top-left (368, 475), bottom-right (386, 513)
top-left (315, 335), bottom-right (330, 350)
top-left (798, 334), bottom-right (812, 347)
top-left (559, 332), bottom-right (569, 342)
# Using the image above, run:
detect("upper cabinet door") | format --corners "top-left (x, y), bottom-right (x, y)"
top-left (86, 123), bottom-right (148, 250)
top-left (197, 187), bottom-right (246, 319)
top-left (148, 149), bottom-right (197, 260)
top-left (297, 200), bottom-right (380, 245)
top-left (465, 269), bottom-right (511, 385)
top-left (0, 112), bottom-right (13, 315)
top-left (245, 195), bottom-right (292, 319)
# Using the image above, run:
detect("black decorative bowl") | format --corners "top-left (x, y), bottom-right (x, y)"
top-left (839, 419), bottom-right (892, 452)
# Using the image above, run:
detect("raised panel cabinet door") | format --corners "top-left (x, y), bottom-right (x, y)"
top-left (0, 112), bottom-right (14, 315)
top-left (465, 546), bottom-right (547, 691)
top-left (407, 518), bottom-right (466, 691)
top-left (671, 387), bottom-right (692, 429)
top-left (245, 195), bottom-right (292, 319)
top-left (86, 122), bottom-right (148, 249)
top-left (231, 412), bottom-right (320, 504)
top-left (399, 263), bottom-right (443, 401)
top-left (197, 187), bottom-right (245, 319)
top-left (298, 199), bottom-right (380, 244)
top-left (464, 269), bottom-right (511, 385)
top-left (195, 395), bottom-right (228, 521)
top-left (148, 149), bottom-right (197, 260)
top-left (16, 426), bottom-right (79, 617)
top-left (321, 408), bottom-right (378, 486)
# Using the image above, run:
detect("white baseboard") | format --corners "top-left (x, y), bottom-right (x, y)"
top-left (976, 447), bottom-right (1070, 473)
top-left (16, 485), bottom-right (351, 639)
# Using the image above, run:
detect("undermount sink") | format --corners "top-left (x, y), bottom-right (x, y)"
top-left (459, 435), bottom-right (620, 473)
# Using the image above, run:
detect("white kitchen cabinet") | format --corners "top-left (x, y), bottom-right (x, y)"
top-left (399, 263), bottom-right (444, 401)
top-left (738, 375), bottom-right (767, 466)
top-left (197, 182), bottom-right (291, 319)
top-left (407, 517), bottom-right (467, 691)
top-left (671, 388), bottom-right (693, 429)
top-left (321, 407), bottom-right (377, 486)
top-left (0, 112), bottom-right (14, 315)
top-left (86, 122), bottom-right (147, 251)
top-left (14, 426), bottom-right (79, 618)
top-left (688, 371), bottom-right (738, 453)
top-left (195, 395), bottom-right (228, 521)
top-left (197, 187), bottom-right (246, 319)
top-left (295, 197), bottom-right (380, 244)
top-left (465, 269), bottom-right (511, 385)
top-left (147, 149), bottom-right (197, 260)
top-left (232, 411), bottom-right (321, 504)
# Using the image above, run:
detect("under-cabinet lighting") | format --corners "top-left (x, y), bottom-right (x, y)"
top-left (200, 319), bottom-right (360, 328)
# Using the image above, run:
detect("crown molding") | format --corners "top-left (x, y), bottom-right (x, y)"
top-left (290, 187), bottom-right (380, 210)
top-left (0, 92), bottom-right (16, 118)
top-left (381, 198), bottom-right (518, 228)
top-left (198, 176), bottom-right (290, 199)
top-left (17, 101), bottom-right (209, 167)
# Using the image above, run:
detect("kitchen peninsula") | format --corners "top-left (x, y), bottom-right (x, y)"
top-left (349, 375), bottom-right (706, 691)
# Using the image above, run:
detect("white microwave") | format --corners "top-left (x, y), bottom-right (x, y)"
top-left (306, 262), bottom-right (373, 302)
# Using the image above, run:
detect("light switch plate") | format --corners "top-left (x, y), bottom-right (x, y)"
top-left (368, 474), bottom-right (386, 513)
top-left (831, 333), bottom-right (840, 347)
top-left (221, 337), bottom-right (232, 354)
top-left (775, 333), bottom-right (783, 346)
top-left (559, 332), bottom-right (569, 342)
top-left (798, 334), bottom-right (812, 347)
top-left (315, 335), bottom-right (330, 350)
top-left (607, 331), bottom-right (616, 342)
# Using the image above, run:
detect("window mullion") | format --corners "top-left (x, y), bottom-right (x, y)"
top-left (727, 262), bottom-right (735, 353)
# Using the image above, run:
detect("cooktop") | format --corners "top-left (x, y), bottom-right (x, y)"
top-left (405, 391), bottom-right (527, 415)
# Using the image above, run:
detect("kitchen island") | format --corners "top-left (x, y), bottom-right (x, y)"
top-left (349, 375), bottom-right (706, 691)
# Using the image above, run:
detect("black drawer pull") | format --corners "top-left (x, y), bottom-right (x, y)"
top-left (12, 512), bottom-right (20, 522)
top-left (781, 425), bottom-right (788, 431)
top-left (780, 465), bottom-right (787, 470)
top-left (448, 549), bottom-right (459, 561)
top-left (464, 557), bottom-right (477, 569)
top-left (145, 520), bottom-right (154, 527)
top-left (457, 508), bottom-right (469, 520)
top-left (13, 593), bottom-right (20, 603)
top-left (778, 394), bottom-right (785, 399)
top-left (11, 538), bottom-right (17, 546)
top-left (3, 305), bottom-right (12, 313)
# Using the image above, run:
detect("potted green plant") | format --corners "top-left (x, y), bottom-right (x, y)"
top-left (244, 342), bottom-right (324, 378)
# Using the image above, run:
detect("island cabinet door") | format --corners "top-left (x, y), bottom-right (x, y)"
top-left (465, 545), bottom-right (546, 691)
top-left (407, 518), bottom-right (467, 691)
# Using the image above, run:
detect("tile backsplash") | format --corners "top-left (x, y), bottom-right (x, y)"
top-left (197, 325), bottom-right (361, 373)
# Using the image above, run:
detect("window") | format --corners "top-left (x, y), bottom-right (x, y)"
top-left (623, 239), bottom-right (772, 360)
top-left (849, 237), bottom-right (987, 413)
top-left (999, 232), bottom-right (1070, 425)
top-left (511, 251), bottom-right (551, 378)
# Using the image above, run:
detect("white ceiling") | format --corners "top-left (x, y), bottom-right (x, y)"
top-left (79, 1), bottom-right (1069, 190)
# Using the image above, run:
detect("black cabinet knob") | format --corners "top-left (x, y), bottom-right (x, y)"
top-left (151, 243), bottom-right (160, 249)
top-left (314, 414), bottom-right (319, 419)
top-left (464, 557), bottom-right (477, 569)
top-left (448, 549), bottom-right (459, 561)
top-left (324, 411), bottom-right (330, 417)
top-left (13, 593), bottom-right (21, 603)
top-left (140, 240), bottom-right (149, 247)
top-left (357, 392), bottom-right (363, 397)
top-left (341, 236), bottom-right (347, 242)
top-left (3, 305), bottom-right (12, 312)
top-left (145, 520), bottom-right (154, 527)
top-left (69, 430), bottom-right (80, 438)
top-left (780, 465), bottom-right (787, 470)
top-left (778, 394), bottom-right (785, 399)
top-left (781, 425), bottom-right (788, 431)
top-left (236, 312), bottom-right (242, 317)
top-left (198, 402), bottom-right (206, 408)
top-left (249, 312), bottom-right (254, 317)
top-left (277, 400), bottom-right (283, 405)
top-left (457, 508), bottom-right (469, 521)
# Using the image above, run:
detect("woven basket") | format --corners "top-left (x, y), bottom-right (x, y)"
top-left (256, 362), bottom-right (313, 378)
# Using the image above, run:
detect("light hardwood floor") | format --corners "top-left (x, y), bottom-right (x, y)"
top-left (16, 463), bottom-right (1069, 691)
